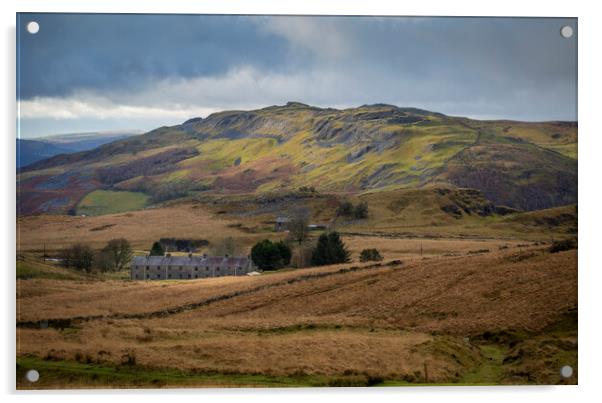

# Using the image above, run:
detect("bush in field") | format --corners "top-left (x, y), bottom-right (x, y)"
top-left (60, 243), bottom-right (94, 272)
top-left (251, 239), bottom-right (291, 270)
top-left (311, 232), bottom-right (351, 266)
top-left (150, 241), bottom-right (165, 256)
top-left (337, 200), bottom-right (369, 219)
top-left (337, 201), bottom-right (354, 217)
top-left (298, 186), bottom-right (317, 193)
top-left (360, 248), bottom-right (383, 262)
top-left (550, 238), bottom-right (577, 253)
top-left (353, 201), bottom-right (369, 219)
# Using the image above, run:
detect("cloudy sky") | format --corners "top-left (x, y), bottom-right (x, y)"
top-left (17, 14), bottom-right (577, 138)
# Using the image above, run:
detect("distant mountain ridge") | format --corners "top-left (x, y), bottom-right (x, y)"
top-left (17, 130), bottom-right (142, 169)
top-left (17, 102), bottom-right (577, 215)
top-left (17, 139), bottom-right (71, 169)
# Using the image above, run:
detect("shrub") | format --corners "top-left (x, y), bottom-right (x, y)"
top-left (360, 248), bottom-right (383, 262)
top-left (337, 200), bottom-right (369, 219)
top-left (337, 201), bottom-right (354, 216)
top-left (550, 238), bottom-right (577, 253)
top-left (353, 201), bottom-right (369, 219)
top-left (311, 232), bottom-right (351, 266)
top-left (120, 350), bottom-right (137, 366)
top-left (60, 243), bottom-right (94, 272)
top-left (251, 239), bottom-right (292, 270)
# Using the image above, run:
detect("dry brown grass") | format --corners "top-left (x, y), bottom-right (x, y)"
top-left (16, 247), bottom-right (576, 384)
top-left (18, 327), bottom-right (470, 381)
top-left (17, 203), bottom-right (259, 251)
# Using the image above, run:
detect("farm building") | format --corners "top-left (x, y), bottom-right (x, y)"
top-left (130, 254), bottom-right (255, 280)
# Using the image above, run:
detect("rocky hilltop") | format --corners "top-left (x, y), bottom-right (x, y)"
top-left (18, 102), bottom-right (577, 215)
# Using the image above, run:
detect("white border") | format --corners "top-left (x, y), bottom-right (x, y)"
top-left (2, 1), bottom-right (600, 402)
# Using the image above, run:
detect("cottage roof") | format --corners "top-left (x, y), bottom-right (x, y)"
top-left (132, 255), bottom-right (251, 268)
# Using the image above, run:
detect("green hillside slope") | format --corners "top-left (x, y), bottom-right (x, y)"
top-left (17, 103), bottom-right (577, 215)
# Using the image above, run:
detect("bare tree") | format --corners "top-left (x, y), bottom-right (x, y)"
top-left (287, 209), bottom-right (310, 246)
top-left (60, 243), bottom-right (95, 272)
top-left (285, 209), bottom-right (311, 267)
top-left (100, 238), bottom-right (133, 272)
top-left (211, 237), bottom-right (240, 256)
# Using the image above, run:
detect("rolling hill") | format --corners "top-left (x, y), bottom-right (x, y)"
top-left (17, 131), bottom-right (142, 169)
top-left (16, 139), bottom-right (72, 169)
top-left (17, 103), bottom-right (577, 215)
top-left (16, 246), bottom-right (577, 386)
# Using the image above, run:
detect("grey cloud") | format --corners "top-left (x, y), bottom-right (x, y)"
top-left (17, 14), bottom-right (577, 138)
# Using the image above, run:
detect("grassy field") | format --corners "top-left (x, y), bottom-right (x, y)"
top-left (16, 256), bottom-right (88, 281)
top-left (16, 246), bottom-right (577, 388)
top-left (16, 183), bottom-right (578, 389)
top-left (17, 187), bottom-right (576, 255)
top-left (75, 190), bottom-right (149, 216)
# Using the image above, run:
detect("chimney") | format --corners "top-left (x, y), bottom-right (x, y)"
top-left (188, 253), bottom-right (193, 258)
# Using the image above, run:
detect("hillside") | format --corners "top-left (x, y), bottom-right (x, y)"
top-left (17, 246), bottom-right (577, 387)
top-left (16, 139), bottom-right (71, 169)
top-left (17, 103), bottom-right (577, 215)
top-left (17, 131), bottom-right (141, 169)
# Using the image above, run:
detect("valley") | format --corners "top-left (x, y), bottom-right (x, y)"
top-left (16, 103), bottom-right (578, 388)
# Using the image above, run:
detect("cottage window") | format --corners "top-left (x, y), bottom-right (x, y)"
top-left (206, 266), bottom-right (209, 271)
top-left (146, 266), bottom-right (149, 270)
top-left (156, 274), bottom-right (160, 279)
top-left (179, 266), bottom-right (183, 270)
top-left (217, 267), bottom-right (220, 271)
top-left (188, 274), bottom-right (191, 278)
top-left (195, 267), bottom-right (198, 271)
top-left (146, 274), bottom-right (149, 279)
top-left (195, 275), bottom-right (198, 278)
top-left (168, 274), bottom-right (171, 278)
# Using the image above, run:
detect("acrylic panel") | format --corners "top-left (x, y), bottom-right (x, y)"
top-left (16, 13), bottom-right (577, 389)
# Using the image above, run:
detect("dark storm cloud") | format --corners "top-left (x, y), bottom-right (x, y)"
top-left (17, 13), bottom-right (291, 99)
top-left (17, 14), bottom-right (577, 137)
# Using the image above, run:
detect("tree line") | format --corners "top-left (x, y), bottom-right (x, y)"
top-left (250, 231), bottom-right (382, 271)
top-left (60, 238), bottom-right (133, 273)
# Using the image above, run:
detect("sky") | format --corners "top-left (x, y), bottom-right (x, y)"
top-left (17, 14), bottom-right (577, 138)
